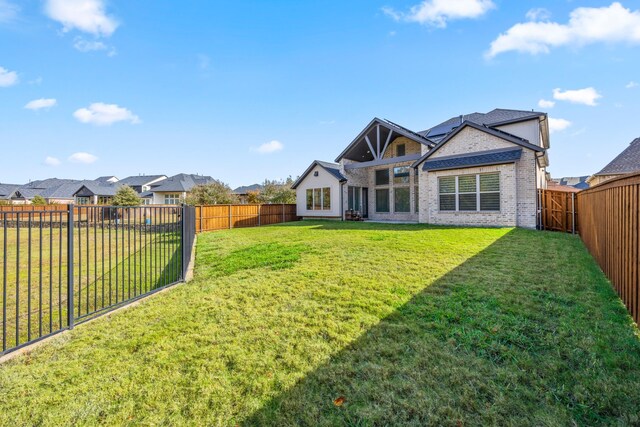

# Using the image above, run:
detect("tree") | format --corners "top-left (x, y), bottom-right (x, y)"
top-left (185, 180), bottom-right (238, 205)
top-left (246, 190), bottom-right (261, 204)
top-left (31, 195), bottom-right (47, 206)
top-left (111, 185), bottom-right (141, 206)
top-left (258, 177), bottom-right (296, 204)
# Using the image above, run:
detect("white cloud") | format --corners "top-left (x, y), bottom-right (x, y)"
top-left (526, 8), bottom-right (551, 22)
top-left (73, 103), bottom-right (141, 126)
top-left (549, 118), bottom-right (572, 133)
top-left (73, 38), bottom-right (117, 56)
top-left (68, 152), bottom-right (98, 164)
top-left (44, 156), bottom-right (61, 166)
top-left (0, 0), bottom-right (18, 23)
top-left (538, 99), bottom-right (555, 108)
top-left (626, 81), bottom-right (638, 89)
top-left (487, 2), bottom-right (640, 58)
top-left (0, 66), bottom-right (18, 87)
top-left (383, 0), bottom-right (494, 28)
top-left (44, 0), bottom-right (118, 37)
top-left (553, 87), bottom-right (602, 106)
top-left (25, 98), bottom-right (57, 110)
top-left (254, 140), bottom-right (284, 154)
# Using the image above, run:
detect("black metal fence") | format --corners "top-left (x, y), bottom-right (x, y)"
top-left (0, 204), bottom-right (196, 356)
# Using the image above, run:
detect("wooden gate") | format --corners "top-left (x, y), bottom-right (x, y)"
top-left (538, 189), bottom-right (578, 233)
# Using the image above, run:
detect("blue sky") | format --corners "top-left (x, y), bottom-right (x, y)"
top-left (1, 0), bottom-right (639, 187)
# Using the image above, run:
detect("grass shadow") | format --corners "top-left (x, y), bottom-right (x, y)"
top-left (242, 229), bottom-right (640, 426)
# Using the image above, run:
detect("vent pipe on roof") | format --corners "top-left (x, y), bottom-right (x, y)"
top-left (459, 115), bottom-right (463, 124)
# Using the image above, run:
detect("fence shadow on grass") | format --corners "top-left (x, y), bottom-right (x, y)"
top-left (242, 229), bottom-right (640, 426)
top-left (302, 219), bottom-right (498, 233)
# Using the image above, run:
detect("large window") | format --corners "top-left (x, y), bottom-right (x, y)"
top-left (375, 189), bottom-right (389, 212)
top-left (393, 166), bottom-right (410, 184)
top-left (306, 187), bottom-right (331, 210)
top-left (375, 169), bottom-right (389, 186)
top-left (164, 193), bottom-right (182, 205)
top-left (438, 173), bottom-right (500, 212)
top-left (394, 187), bottom-right (410, 212)
top-left (396, 144), bottom-right (406, 157)
top-left (348, 186), bottom-right (361, 211)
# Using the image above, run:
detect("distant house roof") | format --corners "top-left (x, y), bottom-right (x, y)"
top-left (150, 174), bottom-right (214, 193)
top-left (22, 178), bottom-right (80, 190)
top-left (94, 176), bottom-right (119, 183)
top-left (118, 175), bottom-right (167, 186)
top-left (73, 182), bottom-right (121, 197)
top-left (556, 176), bottom-right (589, 190)
top-left (291, 160), bottom-right (347, 189)
top-left (422, 148), bottom-right (522, 171)
top-left (234, 184), bottom-right (263, 194)
top-left (594, 137), bottom-right (640, 176)
top-left (421, 108), bottom-right (546, 141)
top-left (0, 183), bottom-right (19, 200)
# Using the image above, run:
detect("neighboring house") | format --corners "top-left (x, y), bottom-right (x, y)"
top-left (588, 137), bottom-right (640, 186)
top-left (293, 108), bottom-right (550, 228)
top-left (233, 184), bottom-right (263, 204)
top-left (149, 173), bottom-right (215, 204)
top-left (12, 178), bottom-right (82, 204)
top-left (0, 183), bottom-right (20, 203)
top-left (118, 175), bottom-right (167, 194)
top-left (73, 182), bottom-right (121, 205)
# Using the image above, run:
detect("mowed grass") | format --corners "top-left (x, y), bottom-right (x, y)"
top-left (0, 225), bottom-right (181, 350)
top-left (0, 221), bottom-right (639, 425)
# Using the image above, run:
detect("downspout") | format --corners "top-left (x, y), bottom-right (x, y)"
top-left (340, 181), bottom-right (345, 221)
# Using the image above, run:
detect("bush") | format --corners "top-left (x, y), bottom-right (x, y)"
top-left (185, 180), bottom-right (238, 205)
top-left (31, 195), bottom-right (47, 206)
top-left (111, 185), bottom-right (141, 206)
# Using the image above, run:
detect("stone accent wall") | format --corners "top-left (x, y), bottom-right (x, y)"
top-left (381, 137), bottom-right (421, 159)
top-left (419, 126), bottom-right (539, 228)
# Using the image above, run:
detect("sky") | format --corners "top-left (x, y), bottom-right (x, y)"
top-left (1, 0), bottom-right (640, 188)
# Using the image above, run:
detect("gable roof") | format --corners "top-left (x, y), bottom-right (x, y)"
top-left (335, 117), bottom-right (435, 163)
top-left (73, 182), bottom-right (121, 197)
top-left (234, 184), bottom-right (263, 194)
top-left (150, 174), bottom-right (214, 192)
top-left (22, 178), bottom-right (80, 190)
top-left (556, 176), bottom-right (589, 190)
top-left (412, 121), bottom-right (543, 168)
top-left (291, 160), bottom-right (346, 189)
top-left (422, 148), bottom-right (523, 171)
top-left (594, 137), bottom-right (640, 176)
top-left (0, 183), bottom-right (19, 199)
top-left (118, 175), bottom-right (167, 186)
top-left (421, 108), bottom-right (545, 141)
top-left (94, 176), bottom-right (119, 183)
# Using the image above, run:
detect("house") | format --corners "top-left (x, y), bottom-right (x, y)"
top-left (149, 173), bottom-right (215, 204)
top-left (12, 178), bottom-right (82, 204)
top-left (549, 176), bottom-right (589, 192)
top-left (0, 183), bottom-right (19, 203)
top-left (73, 182), bottom-right (121, 205)
top-left (233, 184), bottom-right (263, 204)
top-left (293, 108), bottom-right (550, 228)
top-left (587, 137), bottom-right (640, 186)
top-left (118, 175), bottom-right (167, 194)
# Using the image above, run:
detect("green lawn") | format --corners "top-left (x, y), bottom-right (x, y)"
top-left (0, 221), bottom-right (639, 425)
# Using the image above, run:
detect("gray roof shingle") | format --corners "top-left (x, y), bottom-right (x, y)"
top-left (291, 160), bottom-right (346, 189)
top-left (151, 174), bottom-right (215, 192)
top-left (118, 175), bottom-right (166, 186)
top-left (422, 148), bottom-right (523, 171)
top-left (595, 137), bottom-right (640, 175)
top-left (0, 183), bottom-right (19, 199)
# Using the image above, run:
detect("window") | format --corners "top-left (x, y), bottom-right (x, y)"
top-left (76, 196), bottom-right (91, 205)
top-left (394, 188), bottom-right (410, 212)
top-left (322, 187), bottom-right (331, 210)
top-left (396, 144), bottom-right (406, 157)
top-left (348, 186), bottom-right (361, 211)
top-left (164, 193), bottom-right (182, 205)
top-left (306, 187), bottom-right (331, 210)
top-left (306, 189), bottom-right (313, 210)
top-left (438, 173), bottom-right (500, 212)
top-left (375, 169), bottom-right (389, 186)
top-left (375, 189), bottom-right (389, 212)
top-left (414, 185), bottom-right (419, 213)
top-left (393, 166), bottom-right (410, 184)
top-left (97, 196), bottom-right (111, 205)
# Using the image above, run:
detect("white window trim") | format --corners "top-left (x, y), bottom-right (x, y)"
top-left (306, 187), bottom-right (331, 211)
top-left (438, 173), bottom-right (501, 213)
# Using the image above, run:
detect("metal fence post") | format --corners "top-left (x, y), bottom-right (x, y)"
top-left (181, 204), bottom-right (185, 280)
top-left (67, 204), bottom-right (74, 330)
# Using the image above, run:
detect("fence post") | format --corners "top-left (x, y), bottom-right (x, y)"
top-left (571, 193), bottom-right (576, 235)
top-left (258, 204), bottom-right (261, 227)
top-left (67, 204), bottom-right (74, 330)
top-left (228, 205), bottom-right (232, 229)
top-left (181, 204), bottom-right (185, 280)
top-left (282, 203), bottom-right (285, 223)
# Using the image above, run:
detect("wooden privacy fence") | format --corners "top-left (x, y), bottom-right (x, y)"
top-left (195, 204), bottom-right (299, 233)
top-left (576, 173), bottom-right (640, 324)
top-left (537, 189), bottom-right (578, 233)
